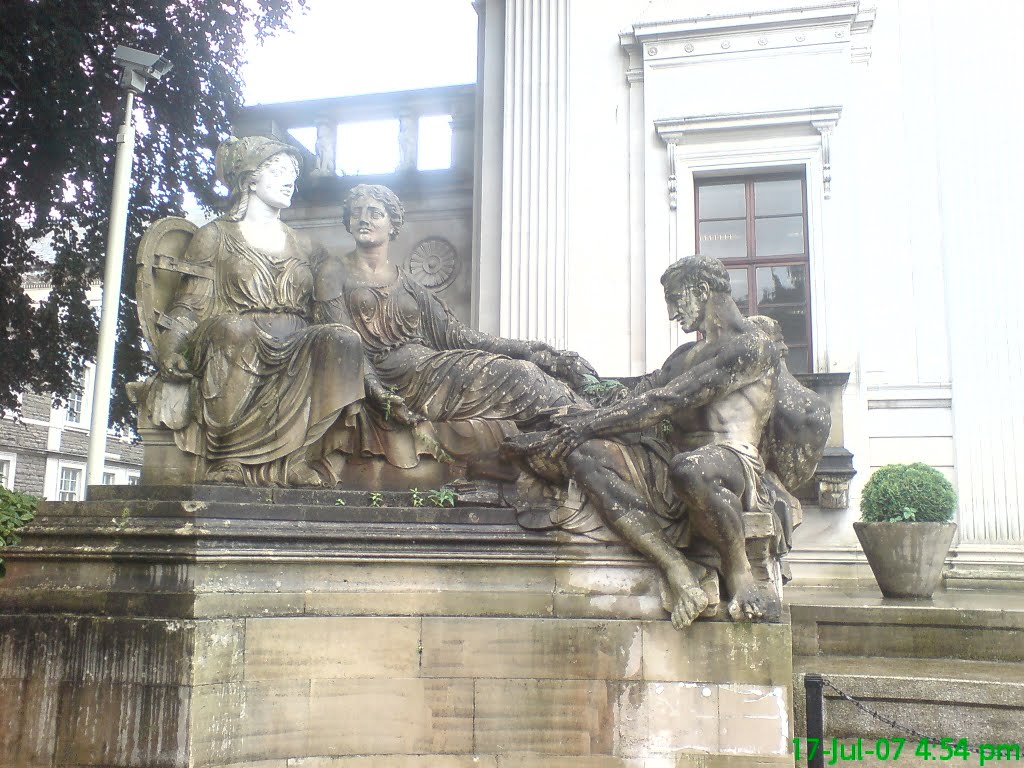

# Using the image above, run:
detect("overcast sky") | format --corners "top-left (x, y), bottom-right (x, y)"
top-left (242, 0), bottom-right (479, 105)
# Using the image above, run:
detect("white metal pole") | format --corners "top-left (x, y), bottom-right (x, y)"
top-left (86, 89), bottom-right (136, 492)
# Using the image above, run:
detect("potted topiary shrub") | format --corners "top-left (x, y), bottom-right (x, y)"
top-left (854, 462), bottom-right (957, 598)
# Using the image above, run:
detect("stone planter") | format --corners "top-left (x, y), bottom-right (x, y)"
top-left (854, 521), bottom-right (957, 598)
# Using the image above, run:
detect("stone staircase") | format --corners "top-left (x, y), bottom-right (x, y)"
top-left (789, 588), bottom-right (1024, 762)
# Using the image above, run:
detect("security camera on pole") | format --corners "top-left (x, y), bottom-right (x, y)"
top-left (85, 46), bottom-right (172, 493)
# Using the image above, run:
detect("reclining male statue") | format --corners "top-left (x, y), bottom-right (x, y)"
top-left (506, 255), bottom-right (829, 629)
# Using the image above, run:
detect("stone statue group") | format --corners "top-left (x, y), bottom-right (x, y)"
top-left (135, 135), bottom-right (830, 629)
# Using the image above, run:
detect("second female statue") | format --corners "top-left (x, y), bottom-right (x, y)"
top-left (312, 183), bottom-right (599, 475)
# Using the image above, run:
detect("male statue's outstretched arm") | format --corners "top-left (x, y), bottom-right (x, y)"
top-left (543, 334), bottom-right (770, 457)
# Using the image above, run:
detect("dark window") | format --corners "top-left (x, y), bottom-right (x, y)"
top-left (696, 174), bottom-right (812, 373)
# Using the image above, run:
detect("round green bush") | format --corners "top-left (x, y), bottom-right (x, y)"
top-left (860, 463), bottom-right (956, 523)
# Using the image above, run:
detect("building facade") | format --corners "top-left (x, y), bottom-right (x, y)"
top-left (0, 279), bottom-right (142, 500)
top-left (469, 0), bottom-right (1024, 584)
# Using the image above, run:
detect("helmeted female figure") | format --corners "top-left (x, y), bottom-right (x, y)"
top-left (152, 136), bottom-right (364, 485)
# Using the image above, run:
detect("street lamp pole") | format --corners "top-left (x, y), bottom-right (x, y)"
top-left (85, 47), bottom-right (172, 492)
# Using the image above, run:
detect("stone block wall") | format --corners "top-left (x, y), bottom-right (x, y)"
top-left (0, 489), bottom-right (796, 767)
top-left (184, 615), bottom-right (792, 766)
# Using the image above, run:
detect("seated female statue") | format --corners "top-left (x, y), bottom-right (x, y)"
top-left (313, 184), bottom-right (596, 470)
top-left (152, 136), bottom-right (365, 485)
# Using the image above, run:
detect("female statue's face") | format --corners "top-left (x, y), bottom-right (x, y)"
top-left (249, 153), bottom-right (298, 210)
top-left (348, 194), bottom-right (392, 249)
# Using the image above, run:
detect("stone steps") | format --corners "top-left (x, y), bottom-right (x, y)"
top-left (789, 591), bottom-right (1024, 745)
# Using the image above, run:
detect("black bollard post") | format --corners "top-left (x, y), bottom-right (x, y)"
top-left (804, 673), bottom-right (826, 768)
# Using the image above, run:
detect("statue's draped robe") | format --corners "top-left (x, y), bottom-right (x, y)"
top-left (154, 220), bottom-right (365, 483)
top-left (314, 256), bottom-right (581, 468)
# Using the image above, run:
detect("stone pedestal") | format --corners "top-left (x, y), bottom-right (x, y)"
top-left (1, 487), bottom-right (795, 767)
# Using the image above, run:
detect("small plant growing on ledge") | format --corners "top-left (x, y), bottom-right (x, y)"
top-left (860, 463), bottom-right (957, 523)
top-left (410, 488), bottom-right (424, 508)
top-left (0, 487), bottom-right (39, 578)
top-left (428, 487), bottom-right (457, 508)
top-left (334, 498), bottom-right (346, 506)
top-left (368, 492), bottom-right (384, 508)
top-left (581, 373), bottom-right (624, 396)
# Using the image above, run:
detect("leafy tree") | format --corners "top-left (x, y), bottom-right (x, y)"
top-left (0, 0), bottom-right (306, 429)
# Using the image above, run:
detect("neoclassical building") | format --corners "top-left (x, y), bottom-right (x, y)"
top-left (244, 0), bottom-right (1022, 587)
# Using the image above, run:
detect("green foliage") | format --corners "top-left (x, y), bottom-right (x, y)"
top-left (860, 463), bottom-right (957, 524)
top-left (581, 374), bottom-right (624, 396)
top-left (410, 488), bottom-right (424, 508)
top-left (0, 0), bottom-right (307, 430)
top-left (368, 492), bottom-right (384, 508)
top-left (0, 487), bottom-right (39, 577)
top-left (428, 487), bottom-right (457, 508)
top-left (334, 498), bottom-right (346, 507)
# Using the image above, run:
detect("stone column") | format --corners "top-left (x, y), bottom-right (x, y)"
top-left (471, 0), bottom-right (505, 334)
top-left (498, 0), bottom-right (570, 348)
top-left (622, 34), bottom-right (647, 375)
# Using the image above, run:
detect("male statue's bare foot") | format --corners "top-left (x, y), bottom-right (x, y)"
top-left (659, 561), bottom-right (711, 630)
top-left (726, 576), bottom-right (779, 622)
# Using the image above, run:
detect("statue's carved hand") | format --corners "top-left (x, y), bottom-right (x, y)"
top-left (160, 353), bottom-right (193, 382)
top-left (534, 419), bottom-right (590, 461)
top-left (528, 344), bottom-right (599, 390)
top-left (367, 379), bottom-right (425, 426)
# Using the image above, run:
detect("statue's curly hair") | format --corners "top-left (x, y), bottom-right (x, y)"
top-left (342, 184), bottom-right (405, 240)
top-left (660, 254), bottom-right (731, 294)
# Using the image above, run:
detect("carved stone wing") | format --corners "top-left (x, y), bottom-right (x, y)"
top-left (135, 217), bottom-right (206, 360)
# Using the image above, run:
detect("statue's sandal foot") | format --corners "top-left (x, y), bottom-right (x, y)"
top-left (286, 463), bottom-right (327, 488)
top-left (204, 462), bottom-right (244, 485)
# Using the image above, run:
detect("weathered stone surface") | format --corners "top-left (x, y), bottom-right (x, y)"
top-left (53, 681), bottom-right (188, 767)
top-left (495, 756), bottom-right (643, 768)
top-left (307, 678), bottom-right (474, 755)
top-left (421, 617), bottom-right (643, 681)
top-left (244, 617), bottom-right (421, 681)
top-left (474, 678), bottom-right (616, 755)
top-left (191, 680), bottom-right (310, 766)
top-left (615, 681), bottom-right (719, 755)
top-left (192, 619), bottom-right (246, 685)
top-left (305, 589), bottom-right (555, 618)
top-left (292, 758), bottom-right (496, 768)
top-left (643, 621), bottom-right (793, 686)
top-left (0, 678), bottom-right (59, 766)
top-left (718, 684), bottom-right (790, 755)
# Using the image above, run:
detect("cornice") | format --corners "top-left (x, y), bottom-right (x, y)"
top-left (655, 106), bottom-right (842, 141)
top-left (625, 2), bottom-right (875, 65)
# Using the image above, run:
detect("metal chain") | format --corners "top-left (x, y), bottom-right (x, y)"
top-left (821, 676), bottom-right (982, 755)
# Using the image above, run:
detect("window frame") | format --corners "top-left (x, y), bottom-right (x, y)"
top-left (57, 465), bottom-right (83, 502)
top-left (0, 452), bottom-right (16, 490)
top-left (654, 107), bottom-right (838, 374)
top-left (695, 172), bottom-right (813, 372)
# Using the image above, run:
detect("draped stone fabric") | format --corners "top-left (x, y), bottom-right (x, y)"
top-left (160, 220), bottom-right (364, 483)
top-left (314, 253), bottom-right (581, 467)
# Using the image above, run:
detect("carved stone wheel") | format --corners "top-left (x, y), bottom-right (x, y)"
top-left (406, 237), bottom-right (459, 291)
